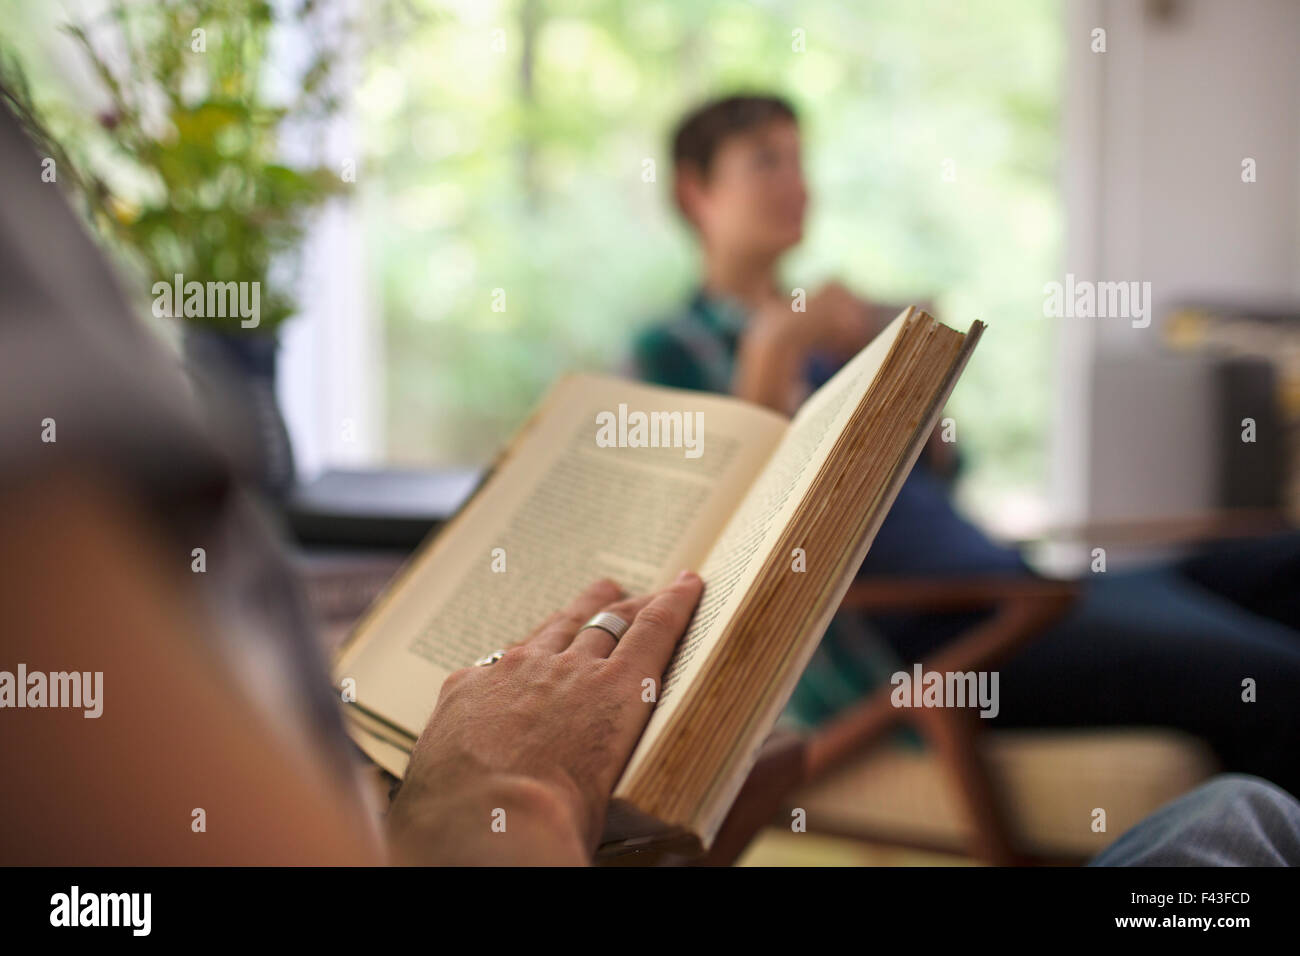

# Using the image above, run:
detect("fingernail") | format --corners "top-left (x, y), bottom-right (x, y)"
top-left (676, 569), bottom-right (698, 583)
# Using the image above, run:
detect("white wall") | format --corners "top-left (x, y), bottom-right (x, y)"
top-left (1055, 0), bottom-right (1300, 526)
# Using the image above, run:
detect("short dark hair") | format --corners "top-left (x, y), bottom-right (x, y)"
top-left (670, 93), bottom-right (797, 179)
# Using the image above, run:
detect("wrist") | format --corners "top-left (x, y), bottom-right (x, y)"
top-left (387, 771), bottom-right (589, 865)
top-left (748, 303), bottom-right (813, 352)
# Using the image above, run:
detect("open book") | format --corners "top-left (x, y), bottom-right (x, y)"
top-left (334, 308), bottom-right (984, 856)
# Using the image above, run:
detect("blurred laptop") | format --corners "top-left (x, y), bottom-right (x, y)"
top-left (285, 466), bottom-right (482, 550)
top-left (283, 467), bottom-right (484, 647)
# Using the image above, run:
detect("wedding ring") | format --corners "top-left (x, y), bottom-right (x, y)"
top-left (474, 649), bottom-right (507, 667)
top-left (579, 611), bottom-right (630, 644)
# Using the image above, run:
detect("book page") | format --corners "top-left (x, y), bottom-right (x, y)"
top-left (334, 373), bottom-right (788, 739)
top-left (617, 312), bottom-right (913, 784)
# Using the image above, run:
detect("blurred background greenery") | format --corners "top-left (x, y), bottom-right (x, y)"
top-left (2, 0), bottom-right (1062, 529)
top-left (359, 0), bottom-right (1061, 528)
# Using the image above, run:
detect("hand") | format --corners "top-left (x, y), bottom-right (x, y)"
top-left (387, 572), bottom-right (704, 864)
top-left (803, 281), bottom-right (877, 356)
top-left (751, 281), bottom-right (875, 357)
top-left (736, 281), bottom-right (877, 413)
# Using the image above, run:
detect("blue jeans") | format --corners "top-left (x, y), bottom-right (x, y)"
top-left (1090, 774), bottom-right (1300, 866)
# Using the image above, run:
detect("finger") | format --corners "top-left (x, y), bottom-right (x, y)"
top-left (567, 592), bottom-right (655, 657)
top-left (611, 571), bottom-right (704, 681)
top-left (528, 578), bottom-right (624, 653)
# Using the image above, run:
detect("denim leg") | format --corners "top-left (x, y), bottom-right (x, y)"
top-left (989, 568), bottom-right (1300, 795)
top-left (1174, 531), bottom-right (1300, 632)
top-left (1090, 774), bottom-right (1300, 866)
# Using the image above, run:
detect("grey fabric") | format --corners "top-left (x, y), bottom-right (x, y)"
top-left (1091, 775), bottom-right (1300, 866)
top-left (0, 102), bottom-right (361, 794)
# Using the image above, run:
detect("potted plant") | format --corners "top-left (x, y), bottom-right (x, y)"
top-left (1, 0), bottom-right (345, 497)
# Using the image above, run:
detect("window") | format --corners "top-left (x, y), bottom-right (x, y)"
top-left (352, 0), bottom-right (1063, 530)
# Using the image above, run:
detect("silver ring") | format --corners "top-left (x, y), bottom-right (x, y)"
top-left (579, 611), bottom-right (630, 644)
top-left (474, 649), bottom-right (507, 667)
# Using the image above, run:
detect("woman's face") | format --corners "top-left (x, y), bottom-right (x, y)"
top-left (688, 119), bottom-right (808, 259)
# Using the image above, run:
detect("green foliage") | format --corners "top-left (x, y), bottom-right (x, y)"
top-left (0, 0), bottom-right (344, 333)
